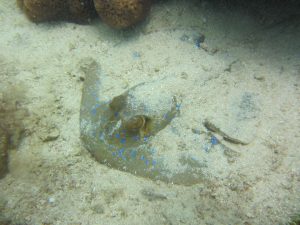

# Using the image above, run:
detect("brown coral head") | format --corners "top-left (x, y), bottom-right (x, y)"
top-left (17, 0), bottom-right (97, 24)
top-left (94, 0), bottom-right (151, 29)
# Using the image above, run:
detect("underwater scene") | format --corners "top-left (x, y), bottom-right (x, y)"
top-left (0, 0), bottom-right (299, 224)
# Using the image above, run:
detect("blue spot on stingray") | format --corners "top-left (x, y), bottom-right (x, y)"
top-left (118, 148), bottom-right (125, 158)
top-left (130, 150), bottom-right (137, 159)
top-left (143, 136), bottom-right (149, 142)
top-left (91, 108), bottom-right (97, 115)
top-left (132, 135), bottom-right (140, 141)
top-left (120, 138), bottom-right (126, 144)
top-left (150, 148), bottom-right (156, 155)
top-left (163, 113), bottom-right (168, 120)
top-left (94, 103), bottom-right (101, 108)
top-left (211, 136), bottom-right (218, 145)
top-left (152, 160), bottom-right (157, 166)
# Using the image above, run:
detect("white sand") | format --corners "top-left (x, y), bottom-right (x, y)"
top-left (0, 0), bottom-right (299, 224)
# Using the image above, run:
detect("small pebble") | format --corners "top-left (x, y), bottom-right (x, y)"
top-left (180, 34), bottom-right (191, 42)
top-left (253, 74), bottom-right (265, 81)
top-left (39, 125), bottom-right (60, 142)
top-left (203, 143), bottom-right (211, 152)
top-left (191, 128), bottom-right (201, 135)
top-left (48, 197), bottom-right (55, 204)
top-left (180, 72), bottom-right (188, 79)
top-left (140, 188), bottom-right (167, 201)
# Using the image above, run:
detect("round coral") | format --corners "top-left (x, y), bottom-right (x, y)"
top-left (17, 0), bottom-right (96, 23)
top-left (93, 0), bottom-right (151, 28)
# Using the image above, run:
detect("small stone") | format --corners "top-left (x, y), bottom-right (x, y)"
top-left (39, 125), bottom-right (60, 142)
top-left (223, 146), bottom-right (241, 159)
top-left (253, 74), bottom-right (265, 81)
top-left (140, 188), bottom-right (167, 201)
top-left (68, 43), bottom-right (76, 51)
top-left (180, 34), bottom-right (190, 42)
top-left (91, 203), bottom-right (105, 214)
top-left (180, 72), bottom-right (188, 80)
top-left (191, 128), bottom-right (201, 135)
top-left (48, 197), bottom-right (55, 204)
top-left (200, 43), bottom-right (209, 52)
top-left (246, 212), bottom-right (255, 218)
top-left (210, 48), bottom-right (219, 55)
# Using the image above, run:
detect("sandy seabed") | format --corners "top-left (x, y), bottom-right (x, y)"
top-left (0, 1), bottom-right (299, 225)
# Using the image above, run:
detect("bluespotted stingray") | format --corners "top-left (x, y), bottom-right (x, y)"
top-left (80, 58), bottom-right (206, 185)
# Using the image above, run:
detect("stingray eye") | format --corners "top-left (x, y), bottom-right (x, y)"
top-left (124, 115), bottom-right (145, 132)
